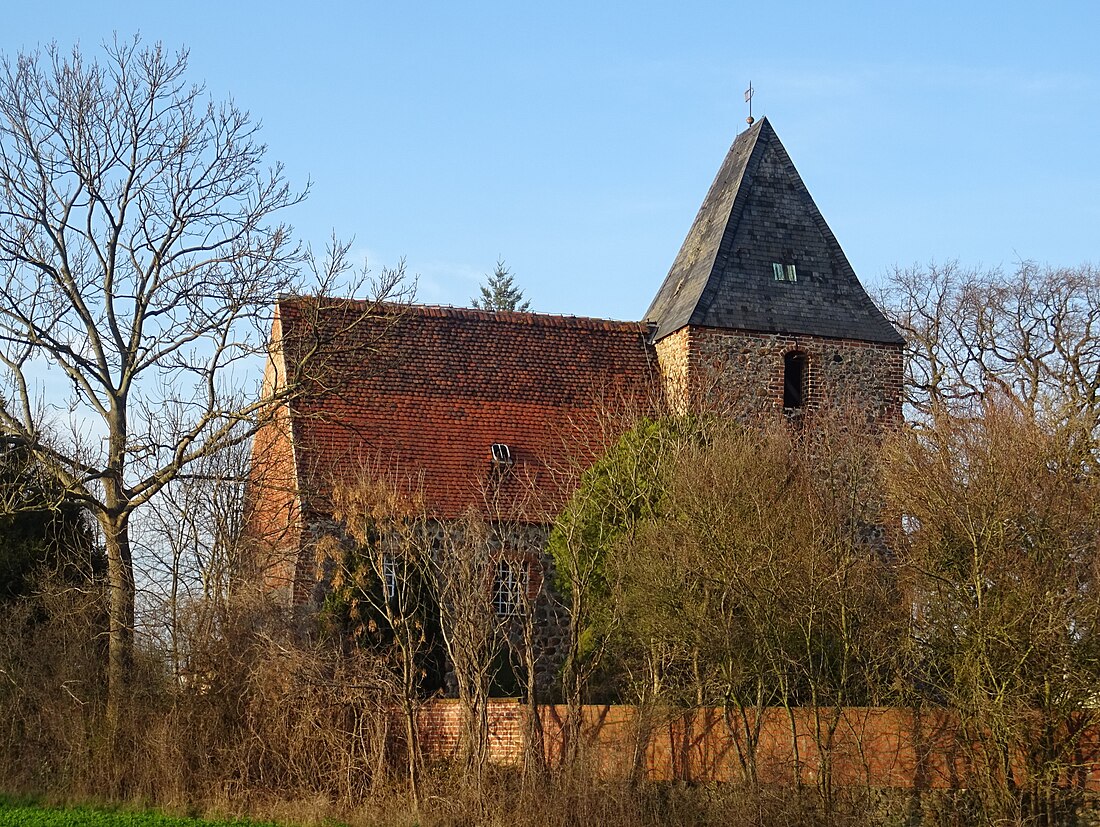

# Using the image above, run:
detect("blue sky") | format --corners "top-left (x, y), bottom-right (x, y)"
top-left (3, 2), bottom-right (1098, 321)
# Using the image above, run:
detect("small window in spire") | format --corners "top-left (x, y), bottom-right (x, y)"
top-left (772, 262), bottom-right (797, 283)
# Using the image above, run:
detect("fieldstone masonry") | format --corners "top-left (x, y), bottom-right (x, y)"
top-left (296, 516), bottom-right (568, 695)
top-left (657, 326), bottom-right (903, 423)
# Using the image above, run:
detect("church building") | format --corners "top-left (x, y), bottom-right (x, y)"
top-left (248, 116), bottom-right (903, 613)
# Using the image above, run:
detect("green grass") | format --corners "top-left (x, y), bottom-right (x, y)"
top-left (0, 798), bottom-right (297, 827)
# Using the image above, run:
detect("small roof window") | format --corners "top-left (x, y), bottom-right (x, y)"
top-left (772, 262), bottom-right (797, 283)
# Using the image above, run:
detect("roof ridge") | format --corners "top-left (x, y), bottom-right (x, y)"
top-left (278, 296), bottom-right (650, 331)
top-left (643, 122), bottom-right (768, 336)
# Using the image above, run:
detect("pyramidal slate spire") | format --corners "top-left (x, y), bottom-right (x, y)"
top-left (645, 117), bottom-right (902, 345)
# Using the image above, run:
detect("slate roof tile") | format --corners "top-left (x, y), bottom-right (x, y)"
top-left (645, 117), bottom-right (903, 345)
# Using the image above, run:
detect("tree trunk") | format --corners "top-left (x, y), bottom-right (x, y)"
top-left (521, 609), bottom-right (546, 781)
top-left (400, 684), bottom-right (421, 812)
top-left (397, 622), bottom-right (422, 813)
top-left (102, 508), bottom-right (135, 720)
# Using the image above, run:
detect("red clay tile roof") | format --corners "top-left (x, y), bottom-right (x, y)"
top-left (276, 299), bottom-right (659, 521)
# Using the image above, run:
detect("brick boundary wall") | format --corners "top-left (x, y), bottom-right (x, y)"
top-left (417, 701), bottom-right (1100, 790)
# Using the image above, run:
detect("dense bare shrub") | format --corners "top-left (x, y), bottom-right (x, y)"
top-left (608, 408), bottom-right (905, 810)
top-left (885, 403), bottom-right (1100, 824)
top-left (0, 581), bottom-right (108, 793)
top-left (0, 584), bottom-right (409, 812)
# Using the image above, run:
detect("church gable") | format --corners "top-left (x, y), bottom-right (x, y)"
top-left (646, 117), bottom-right (902, 346)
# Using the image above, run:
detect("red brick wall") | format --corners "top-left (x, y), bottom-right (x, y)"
top-left (243, 345), bottom-right (304, 607)
top-left (417, 701), bottom-right (1100, 790)
top-left (417, 700), bottom-right (525, 766)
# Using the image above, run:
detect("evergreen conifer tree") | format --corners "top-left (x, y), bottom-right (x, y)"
top-left (0, 444), bottom-right (98, 600)
top-left (471, 259), bottom-right (530, 311)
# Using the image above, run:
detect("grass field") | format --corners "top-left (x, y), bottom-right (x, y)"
top-left (0, 799), bottom-right (298, 826)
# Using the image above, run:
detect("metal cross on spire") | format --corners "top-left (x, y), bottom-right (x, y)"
top-left (745, 82), bottom-right (755, 126)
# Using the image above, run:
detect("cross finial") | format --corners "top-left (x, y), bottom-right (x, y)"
top-left (745, 82), bottom-right (755, 126)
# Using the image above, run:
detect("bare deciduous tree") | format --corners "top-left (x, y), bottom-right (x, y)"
top-left (881, 261), bottom-right (1100, 434)
top-left (138, 440), bottom-right (251, 679)
top-left (329, 468), bottom-right (442, 813)
top-left (431, 511), bottom-right (505, 785)
top-left (0, 37), bottom-right (406, 715)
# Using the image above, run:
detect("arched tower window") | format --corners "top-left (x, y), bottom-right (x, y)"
top-left (783, 350), bottom-right (808, 412)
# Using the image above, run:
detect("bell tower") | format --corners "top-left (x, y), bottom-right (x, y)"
top-left (645, 117), bottom-right (903, 421)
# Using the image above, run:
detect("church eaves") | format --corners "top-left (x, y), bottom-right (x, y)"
top-left (644, 117), bottom-right (904, 346)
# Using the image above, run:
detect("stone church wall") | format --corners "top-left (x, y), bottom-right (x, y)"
top-left (657, 325), bottom-right (903, 424)
top-left (294, 516), bottom-right (569, 697)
